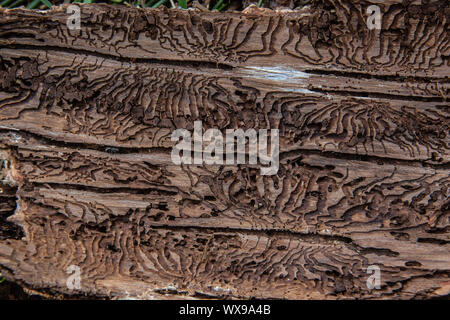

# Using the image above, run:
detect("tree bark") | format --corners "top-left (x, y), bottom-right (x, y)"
top-left (0, 1), bottom-right (449, 299)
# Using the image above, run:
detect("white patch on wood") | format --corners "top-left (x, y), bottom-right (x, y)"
top-left (241, 66), bottom-right (310, 82)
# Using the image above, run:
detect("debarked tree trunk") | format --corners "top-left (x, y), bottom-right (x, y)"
top-left (0, 1), bottom-right (449, 299)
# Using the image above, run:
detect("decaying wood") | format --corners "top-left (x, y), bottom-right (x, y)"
top-left (0, 1), bottom-right (449, 299)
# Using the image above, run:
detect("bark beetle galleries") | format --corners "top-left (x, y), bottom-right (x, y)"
top-left (0, 1), bottom-right (449, 299)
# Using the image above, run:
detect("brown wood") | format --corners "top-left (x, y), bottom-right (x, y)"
top-left (0, 1), bottom-right (449, 299)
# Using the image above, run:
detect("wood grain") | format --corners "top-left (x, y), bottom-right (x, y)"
top-left (0, 1), bottom-right (449, 299)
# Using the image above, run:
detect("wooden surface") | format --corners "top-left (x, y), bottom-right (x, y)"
top-left (0, 1), bottom-right (449, 299)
